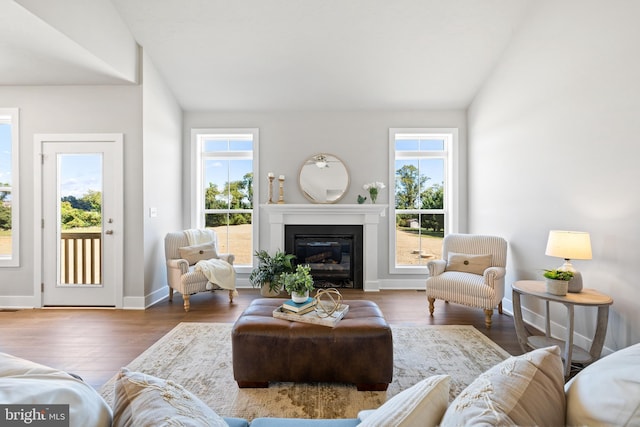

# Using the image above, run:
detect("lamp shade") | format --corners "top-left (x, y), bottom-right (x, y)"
top-left (545, 230), bottom-right (592, 260)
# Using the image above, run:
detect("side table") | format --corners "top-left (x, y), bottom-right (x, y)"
top-left (512, 280), bottom-right (613, 378)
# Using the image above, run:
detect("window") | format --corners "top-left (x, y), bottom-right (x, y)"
top-left (0, 108), bottom-right (19, 267)
top-left (389, 128), bottom-right (458, 273)
top-left (192, 129), bottom-right (258, 271)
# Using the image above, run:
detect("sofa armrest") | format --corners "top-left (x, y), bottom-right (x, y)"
top-left (483, 266), bottom-right (506, 288)
top-left (427, 259), bottom-right (447, 276)
top-left (167, 258), bottom-right (189, 273)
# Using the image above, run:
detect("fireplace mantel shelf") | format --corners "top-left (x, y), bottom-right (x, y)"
top-left (260, 204), bottom-right (387, 217)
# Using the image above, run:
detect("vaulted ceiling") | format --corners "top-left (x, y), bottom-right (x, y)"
top-left (1, 0), bottom-right (532, 111)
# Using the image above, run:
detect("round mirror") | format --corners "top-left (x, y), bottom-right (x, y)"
top-left (299, 153), bottom-right (350, 204)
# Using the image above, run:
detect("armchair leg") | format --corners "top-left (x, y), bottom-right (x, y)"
top-left (484, 309), bottom-right (493, 329)
top-left (428, 297), bottom-right (436, 316)
top-left (183, 294), bottom-right (191, 312)
top-left (168, 287), bottom-right (174, 302)
top-left (498, 301), bottom-right (503, 314)
top-left (228, 290), bottom-right (235, 303)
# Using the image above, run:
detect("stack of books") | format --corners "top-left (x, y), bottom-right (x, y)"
top-left (281, 297), bottom-right (316, 315)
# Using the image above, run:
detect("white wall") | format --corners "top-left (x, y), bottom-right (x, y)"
top-left (141, 52), bottom-right (184, 307)
top-left (183, 110), bottom-right (467, 286)
top-left (468, 0), bottom-right (640, 351)
top-left (0, 85), bottom-right (143, 306)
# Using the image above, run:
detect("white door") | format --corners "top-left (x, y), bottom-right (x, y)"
top-left (39, 135), bottom-right (123, 307)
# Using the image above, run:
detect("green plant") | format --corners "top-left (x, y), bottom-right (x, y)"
top-left (249, 250), bottom-right (296, 293)
top-left (543, 269), bottom-right (574, 281)
top-left (282, 264), bottom-right (315, 295)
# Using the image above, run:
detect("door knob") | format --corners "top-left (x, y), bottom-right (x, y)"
top-left (105, 230), bottom-right (114, 235)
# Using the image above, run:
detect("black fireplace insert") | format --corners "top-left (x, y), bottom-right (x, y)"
top-left (285, 224), bottom-right (363, 289)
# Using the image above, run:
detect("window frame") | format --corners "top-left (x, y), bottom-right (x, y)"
top-left (0, 108), bottom-right (19, 267)
top-left (191, 128), bottom-right (258, 274)
top-left (388, 128), bottom-right (459, 274)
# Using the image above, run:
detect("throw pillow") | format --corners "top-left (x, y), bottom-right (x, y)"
top-left (178, 242), bottom-right (217, 265)
top-left (112, 368), bottom-right (228, 427)
top-left (358, 375), bottom-right (450, 427)
top-left (439, 346), bottom-right (565, 427)
top-left (0, 352), bottom-right (112, 427)
top-left (565, 342), bottom-right (640, 426)
top-left (445, 252), bottom-right (492, 275)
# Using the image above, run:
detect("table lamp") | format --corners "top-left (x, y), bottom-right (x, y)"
top-left (545, 230), bottom-right (592, 293)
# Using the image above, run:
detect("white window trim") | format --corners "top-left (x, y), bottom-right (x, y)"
top-left (190, 128), bottom-right (259, 274)
top-left (388, 128), bottom-right (459, 275)
top-left (0, 108), bottom-right (19, 267)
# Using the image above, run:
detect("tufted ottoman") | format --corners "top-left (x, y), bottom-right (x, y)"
top-left (232, 298), bottom-right (393, 391)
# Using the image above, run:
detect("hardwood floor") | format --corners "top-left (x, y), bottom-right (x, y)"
top-left (0, 289), bottom-right (524, 390)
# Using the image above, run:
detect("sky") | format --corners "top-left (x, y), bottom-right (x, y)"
top-left (59, 154), bottom-right (102, 198)
top-left (395, 138), bottom-right (446, 187)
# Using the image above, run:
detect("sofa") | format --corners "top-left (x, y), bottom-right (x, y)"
top-left (2, 342), bottom-right (639, 426)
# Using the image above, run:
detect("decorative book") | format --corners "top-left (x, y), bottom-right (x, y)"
top-left (282, 297), bottom-right (316, 313)
top-left (272, 304), bottom-right (349, 328)
top-left (281, 304), bottom-right (316, 316)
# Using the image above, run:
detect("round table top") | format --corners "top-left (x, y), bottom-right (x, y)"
top-left (513, 280), bottom-right (613, 306)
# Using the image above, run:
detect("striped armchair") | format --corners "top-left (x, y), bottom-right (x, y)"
top-left (164, 230), bottom-right (236, 312)
top-left (426, 234), bottom-right (507, 328)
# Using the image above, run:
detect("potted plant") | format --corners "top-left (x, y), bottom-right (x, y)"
top-left (249, 250), bottom-right (296, 297)
top-left (543, 269), bottom-right (574, 296)
top-left (282, 264), bottom-right (315, 303)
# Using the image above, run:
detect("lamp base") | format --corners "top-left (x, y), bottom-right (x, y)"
top-left (567, 271), bottom-right (583, 293)
top-left (558, 260), bottom-right (583, 293)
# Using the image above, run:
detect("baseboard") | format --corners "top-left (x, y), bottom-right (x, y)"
top-left (0, 295), bottom-right (39, 309)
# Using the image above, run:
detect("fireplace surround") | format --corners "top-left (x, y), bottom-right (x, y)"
top-left (260, 204), bottom-right (386, 291)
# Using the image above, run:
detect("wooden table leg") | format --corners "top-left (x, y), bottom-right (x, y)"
top-left (512, 290), bottom-right (529, 353)
top-left (563, 303), bottom-right (574, 378)
top-left (589, 306), bottom-right (610, 360)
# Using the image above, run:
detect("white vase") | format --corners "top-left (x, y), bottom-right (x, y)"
top-left (291, 290), bottom-right (309, 303)
top-left (546, 279), bottom-right (568, 296)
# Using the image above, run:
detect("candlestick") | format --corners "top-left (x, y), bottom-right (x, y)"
top-left (267, 175), bottom-right (275, 204)
top-left (268, 172), bottom-right (274, 178)
top-left (277, 176), bottom-right (285, 204)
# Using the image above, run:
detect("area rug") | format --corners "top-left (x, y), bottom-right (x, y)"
top-left (99, 322), bottom-right (510, 421)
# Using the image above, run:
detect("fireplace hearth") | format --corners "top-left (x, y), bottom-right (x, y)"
top-left (285, 225), bottom-right (363, 289)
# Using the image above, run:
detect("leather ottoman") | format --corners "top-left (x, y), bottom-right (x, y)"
top-left (232, 298), bottom-right (393, 391)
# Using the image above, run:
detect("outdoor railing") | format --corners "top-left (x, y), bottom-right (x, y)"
top-left (60, 232), bottom-right (102, 285)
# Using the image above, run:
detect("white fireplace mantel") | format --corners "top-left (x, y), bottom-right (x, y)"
top-left (260, 204), bottom-right (387, 291)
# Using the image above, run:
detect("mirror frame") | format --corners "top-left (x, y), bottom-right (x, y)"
top-left (298, 153), bottom-right (350, 204)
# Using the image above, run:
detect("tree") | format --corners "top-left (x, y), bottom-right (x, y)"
top-left (0, 204), bottom-right (10, 230)
top-left (395, 165), bottom-right (428, 209)
top-left (59, 191), bottom-right (102, 229)
top-left (421, 183), bottom-right (445, 232)
top-left (82, 190), bottom-right (102, 213)
top-left (204, 175), bottom-right (254, 227)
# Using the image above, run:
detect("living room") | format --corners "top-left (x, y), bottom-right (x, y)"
top-left (1, 0), bottom-right (639, 420)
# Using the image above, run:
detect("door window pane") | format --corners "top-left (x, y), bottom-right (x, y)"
top-left (58, 154), bottom-right (103, 285)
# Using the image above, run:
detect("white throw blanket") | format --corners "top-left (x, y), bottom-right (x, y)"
top-left (185, 229), bottom-right (215, 245)
top-left (195, 259), bottom-right (237, 296)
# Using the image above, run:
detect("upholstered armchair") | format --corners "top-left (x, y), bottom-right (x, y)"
top-left (164, 229), bottom-right (236, 312)
top-left (425, 234), bottom-right (507, 328)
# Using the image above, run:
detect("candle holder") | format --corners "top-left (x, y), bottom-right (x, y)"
top-left (267, 175), bottom-right (275, 204)
top-left (277, 176), bottom-right (285, 204)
